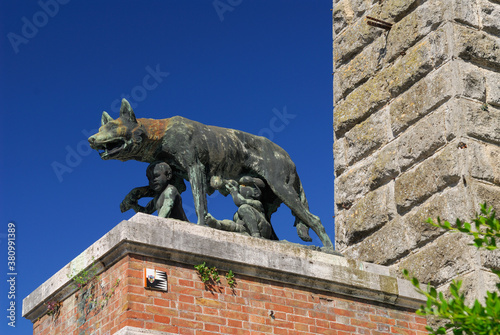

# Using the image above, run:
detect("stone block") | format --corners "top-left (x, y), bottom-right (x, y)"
top-left (339, 183), bottom-right (395, 245)
top-left (332, 0), bottom-right (373, 36)
top-left (450, 0), bottom-right (480, 28)
top-left (397, 107), bottom-right (447, 172)
top-left (481, 248), bottom-right (500, 272)
top-left (334, 37), bottom-right (385, 102)
top-left (390, 62), bottom-right (454, 136)
top-left (385, 0), bottom-right (445, 62)
top-left (333, 0), bottom-right (424, 67)
top-left (333, 70), bottom-right (391, 136)
top-left (343, 218), bottom-right (415, 265)
top-left (386, 26), bottom-right (449, 98)
top-left (455, 24), bottom-right (500, 70)
top-left (334, 137), bottom-right (347, 176)
top-left (402, 186), bottom-right (473, 248)
top-left (397, 233), bottom-right (478, 286)
top-left (470, 181), bottom-right (500, 214)
top-left (468, 140), bottom-right (500, 186)
top-left (367, 140), bottom-right (399, 190)
top-left (458, 62), bottom-right (486, 101)
top-left (438, 269), bottom-right (499, 305)
top-left (395, 144), bottom-right (462, 213)
top-left (334, 140), bottom-right (399, 205)
top-left (485, 69), bottom-right (500, 107)
top-left (333, 13), bottom-right (382, 67)
top-left (480, 0), bottom-right (500, 36)
top-left (463, 99), bottom-right (500, 145)
top-left (335, 160), bottom-right (372, 205)
top-left (335, 26), bottom-right (449, 136)
top-left (345, 109), bottom-right (390, 165)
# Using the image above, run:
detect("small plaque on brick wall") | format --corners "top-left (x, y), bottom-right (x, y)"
top-left (144, 268), bottom-right (168, 291)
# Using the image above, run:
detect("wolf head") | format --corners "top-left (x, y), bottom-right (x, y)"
top-left (88, 99), bottom-right (146, 161)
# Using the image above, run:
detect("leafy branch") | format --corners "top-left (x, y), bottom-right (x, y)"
top-left (403, 204), bottom-right (500, 335)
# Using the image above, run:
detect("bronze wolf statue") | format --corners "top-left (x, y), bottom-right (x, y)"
top-left (88, 99), bottom-right (333, 248)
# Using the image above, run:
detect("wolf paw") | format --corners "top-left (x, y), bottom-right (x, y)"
top-left (296, 222), bottom-right (312, 242)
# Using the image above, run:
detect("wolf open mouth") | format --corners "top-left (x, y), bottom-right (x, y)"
top-left (97, 139), bottom-right (126, 158)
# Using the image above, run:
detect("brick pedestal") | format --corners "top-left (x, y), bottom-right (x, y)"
top-left (23, 214), bottom-right (426, 334)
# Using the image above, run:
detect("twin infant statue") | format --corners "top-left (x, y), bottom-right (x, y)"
top-left (120, 161), bottom-right (273, 239)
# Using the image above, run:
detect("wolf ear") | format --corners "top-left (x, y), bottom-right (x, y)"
top-left (101, 111), bottom-right (114, 126)
top-left (119, 99), bottom-right (137, 123)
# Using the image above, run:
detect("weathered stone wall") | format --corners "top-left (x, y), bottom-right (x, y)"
top-left (333, 0), bottom-right (500, 300)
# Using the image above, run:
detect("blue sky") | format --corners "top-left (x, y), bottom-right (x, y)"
top-left (0, 1), bottom-right (333, 333)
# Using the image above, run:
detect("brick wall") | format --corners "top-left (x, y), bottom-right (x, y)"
top-left (23, 215), bottom-right (427, 335)
top-left (33, 253), bottom-right (427, 335)
top-left (333, 0), bottom-right (500, 301)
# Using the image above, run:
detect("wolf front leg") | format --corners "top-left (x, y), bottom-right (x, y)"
top-left (188, 163), bottom-right (208, 225)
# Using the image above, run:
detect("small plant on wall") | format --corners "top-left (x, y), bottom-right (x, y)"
top-left (45, 300), bottom-right (62, 318)
top-left (66, 258), bottom-right (121, 326)
top-left (195, 262), bottom-right (236, 289)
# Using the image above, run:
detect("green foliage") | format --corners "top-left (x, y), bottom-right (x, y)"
top-left (226, 270), bottom-right (236, 288)
top-left (404, 204), bottom-right (500, 335)
top-left (194, 262), bottom-right (236, 288)
top-left (427, 203), bottom-right (500, 251)
top-left (45, 300), bottom-right (62, 317)
top-left (67, 258), bottom-right (99, 290)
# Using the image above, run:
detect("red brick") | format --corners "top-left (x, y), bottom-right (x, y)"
top-left (228, 319), bottom-right (243, 328)
top-left (221, 309), bottom-right (250, 321)
top-left (309, 326), bottom-right (338, 335)
top-left (219, 326), bottom-right (251, 335)
top-left (333, 308), bottom-right (356, 318)
top-left (331, 323), bottom-right (357, 332)
top-left (397, 320), bottom-right (409, 328)
top-left (266, 319), bottom-right (294, 329)
top-left (179, 295), bottom-right (195, 304)
top-left (265, 303), bottom-right (293, 314)
top-left (250, 322), bottom-right (273, 333)
top-left (118, 318), bottom-right (144, 329)
top-left (145, 321), bottom-right (179, 333)
top-left (126, 268), bottom-right (143, 279)
top-left (351, 318), bottom-right (377, 329)
top-left (204, 323), bottom-right (220, 332)
top-left (206, 307), bottom-right (222, 316)
top-left (294, 322), bottom-right (309, 331)
top-left (391, 326), bottom-right (417, 335)
top-left (179, 301), bottom-right (203, 313)
top-left (195, 297), bottom-right (226, 308)
top-left (409, 322), bottom-right (428, 331)
top-left (179, 279), bottom-right (195, 287)
top-left (171, 286), bottom-right (203, 297)
top-left (128, 293), bottom-right (153, 304)
top-left (273, 327), bottom-right (288, 335)
top-left (370, 314), bottom-right (396, 325)
top-left (196, 314), bottom-right (227, 325)
top-left (154, 297), bottom-right (171, 307)
top-left (287, 314), bottom-right (315, 325)
top-left (172, 317), bottom-right (204, 329)
top-left (146, 304), bottom-right (179, 317)
top-left (179, 327), bottom-right (196, 335)
top-left (415, 316), bottom-right (427, 324)
top-left (389, 311), bottom-right (415, 322)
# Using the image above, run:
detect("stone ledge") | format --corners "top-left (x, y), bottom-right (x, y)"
top-left (22, 214), bottom-right (425, 321)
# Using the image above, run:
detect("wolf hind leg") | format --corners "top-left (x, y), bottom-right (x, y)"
top-left (188, 162), bottom-right (208, 225)
top-left (272, 181), bottom-right (333, 248)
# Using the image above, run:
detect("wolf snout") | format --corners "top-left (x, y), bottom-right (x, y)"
top-left (88, 136), bottom-right (96, 148)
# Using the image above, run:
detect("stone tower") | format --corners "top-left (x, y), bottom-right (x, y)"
top-left (333, 0), bottom-right (500, 300)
